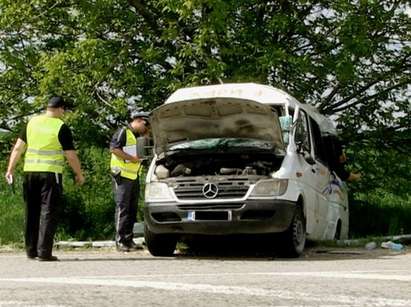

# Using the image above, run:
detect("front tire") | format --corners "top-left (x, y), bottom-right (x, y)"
top-left (280, 206), bottom-right (306, 257)
top-left (144, 224), bottom-right (177, 257)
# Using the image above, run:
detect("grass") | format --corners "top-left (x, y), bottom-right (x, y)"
top-left (0, 172), bottom-right (25, 245)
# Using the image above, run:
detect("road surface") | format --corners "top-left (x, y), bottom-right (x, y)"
top-left (0, 246), bottom-right (410, 306)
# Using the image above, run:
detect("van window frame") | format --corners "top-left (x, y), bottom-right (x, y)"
top-left (294, 109), bottom-right (311, 153)
top-left (308, 117), bottom-right (329, 166)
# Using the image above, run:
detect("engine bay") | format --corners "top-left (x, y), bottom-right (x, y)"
top-left (154, 152), bottom-right (283, 179)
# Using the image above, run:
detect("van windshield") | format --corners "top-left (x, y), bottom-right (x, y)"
top-left (168, 138), bottom-right (285, 155)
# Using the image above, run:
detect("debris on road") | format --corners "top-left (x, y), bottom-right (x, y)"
top-left (381, 241), bottom-right (404, 251)
top-left (365, 242), bottom-right (377, 250)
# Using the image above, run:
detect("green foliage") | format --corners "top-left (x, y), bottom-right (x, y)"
top-left (58, 145), bottom-right (145, 241)
top-left (350, 191), bottom-right (411, 237)
top-left (0, 1), bottom-right (410, 241)
top-left (0, 147), bottom-right (120, 242)
top-left (59, 146), bottom-right (116, 240)
top-left (1, 1), bottom-right (409, 137)
top-left (0, 160), bottom-right (24, 244)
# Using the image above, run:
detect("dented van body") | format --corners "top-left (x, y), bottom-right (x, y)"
top-left (144, 83), bottom-right (348, 257)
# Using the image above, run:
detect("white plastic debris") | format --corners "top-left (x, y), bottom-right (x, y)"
top-left (380, 241), bottom-right (404, 251)
top-left (365, 242), bottom-right (377, 250)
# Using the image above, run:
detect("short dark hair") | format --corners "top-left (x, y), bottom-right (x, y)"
top-left (47, 96), bottom-right (67, 109)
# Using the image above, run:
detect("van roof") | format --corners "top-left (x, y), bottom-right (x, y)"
top-left (165, 83), bottom-right (337, 135)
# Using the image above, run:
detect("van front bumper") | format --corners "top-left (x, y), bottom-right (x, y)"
top-left (144, 199), bottom-right (296, 235)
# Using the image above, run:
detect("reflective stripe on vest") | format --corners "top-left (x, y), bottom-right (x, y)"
top-left (24, 115), bottom-right (65, 173)
top-left (26, 148), bottom-right (64, 155)
top-left (110, 128), bottom-right (142, 180)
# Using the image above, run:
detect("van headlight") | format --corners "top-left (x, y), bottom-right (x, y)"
top-left (250, 179), bottom-right (288, 197)
top-left (145, 182), bottom-right (174, 201)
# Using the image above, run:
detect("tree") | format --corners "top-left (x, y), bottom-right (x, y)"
top-left (0, 0), bottom-right (410, 194)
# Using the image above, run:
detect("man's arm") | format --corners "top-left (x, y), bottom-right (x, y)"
top-left (110, 148), bottom-right (140, 163)
top-left (5, 138), bottom-right (26, 182)
top-left (110, 127), bottom-right (140, 163)
top-left (64, 150), bottom-right (85, 185)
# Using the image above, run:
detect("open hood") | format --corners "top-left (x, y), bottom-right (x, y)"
top-left (150, 98), bottom-right (285, 156)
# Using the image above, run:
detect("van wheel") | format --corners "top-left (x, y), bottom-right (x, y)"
top-left (144, 224), bottom-right (177, 257)
top-left (280, 206), bottom-right (306, 257)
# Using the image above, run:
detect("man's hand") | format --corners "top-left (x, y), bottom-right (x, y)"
top-left (110, 148), bottom-right (140, 163)
top-left (64, 150), bottom-right (85, 186)
top-left (5, 171), bottom-right (14, 185)
top-left (75, 173), bottom-right (85, 185)
top-left (129, 155), bottom-right (140, 163)
top-left (348, 172), bottom-right (361, 182)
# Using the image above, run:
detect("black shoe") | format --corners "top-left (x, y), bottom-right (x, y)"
top-left (116, 243), bottom-right (130, 252)
top-left (127, 241), bottom-right (143, 251)
top-left (38, 255), bottom-right (59, 262)
top-left (27, 255), bottom-right (37, 260)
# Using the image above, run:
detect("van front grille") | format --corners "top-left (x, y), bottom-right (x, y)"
top-left (177, 203), bottom-right (244, 210)
top-left (171, 177), bottom-right (255, 200)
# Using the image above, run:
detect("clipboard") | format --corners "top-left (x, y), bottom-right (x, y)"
top-left (123, 145), bottom-right (137, 162)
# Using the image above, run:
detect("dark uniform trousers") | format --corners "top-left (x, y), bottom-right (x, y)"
top-left (23, 172), bottom-right (62, 258)
top-left (113, 176), bottom-right (139, 244)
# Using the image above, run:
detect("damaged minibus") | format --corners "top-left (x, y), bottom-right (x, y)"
top-left (144, 83), bottom-right (348, 257)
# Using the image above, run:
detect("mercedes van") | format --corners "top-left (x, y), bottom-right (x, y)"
top-left (144, 83), bottom-right (348, 257)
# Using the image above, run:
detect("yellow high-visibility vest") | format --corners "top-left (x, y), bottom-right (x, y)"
top-left (24, 115), bottom-right (65, 174)
top-left (110, 128), bottom-right (142, 180)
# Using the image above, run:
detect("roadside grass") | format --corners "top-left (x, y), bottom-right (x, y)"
top-left (0, 169), bottom-right (24, 245)
top-left (349, 194), bottom-right (411, 238)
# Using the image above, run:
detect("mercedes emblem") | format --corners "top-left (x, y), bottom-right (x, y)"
top-left (202, 183), bottom-right (219, 199)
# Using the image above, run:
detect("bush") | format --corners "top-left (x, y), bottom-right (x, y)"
top-left (59, 146), bottom-right (116, 240)
top-left (349, 191), bottom-right (411, 237)
top-left (0, 160), bottom-right (24, 245)
top-left (59, 146), bottom-right (146, 240)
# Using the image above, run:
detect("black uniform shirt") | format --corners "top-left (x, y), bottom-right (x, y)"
top-left (19, 123), bottom-right (75, 151)
top-left (110, 126), bottom-right (138, 150)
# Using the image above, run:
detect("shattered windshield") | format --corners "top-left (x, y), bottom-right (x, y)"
top-left (168, 138), bottom-right (284, 155)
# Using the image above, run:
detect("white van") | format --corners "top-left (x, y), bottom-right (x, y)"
top-left (144, 83), bottom-right (348, 257)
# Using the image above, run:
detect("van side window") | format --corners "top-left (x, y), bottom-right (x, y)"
top-left (309, 118), bottom-right (328, 165)
top-left (295, 110), bottom-right (310, 152)
top-left (322, 135), bottom-right (341, 171)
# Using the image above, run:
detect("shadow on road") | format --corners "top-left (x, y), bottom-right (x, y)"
top-left (172, 235), bottom-right (407, 261)
top-left (60, 256), bottom-right (159, 262)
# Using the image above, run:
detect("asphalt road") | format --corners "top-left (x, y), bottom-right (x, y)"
top-left (0, 247), bottom-right (410, 307)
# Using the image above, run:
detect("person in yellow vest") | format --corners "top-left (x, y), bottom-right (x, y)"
top-left (4, 96), bottom-right (85, 261)
top-left (110, 111), bottom-right (150, 252)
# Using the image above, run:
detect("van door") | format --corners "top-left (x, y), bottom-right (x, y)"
top-left (293, 110), bottom-right (319, 237)
top-left (308, 118), bottom-right (336, 239)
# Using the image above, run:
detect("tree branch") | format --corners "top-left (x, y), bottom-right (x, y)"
top-left (322, 56), bottom-right (409, 113)
top-left (331, 80), bottom-right (409, 114)
top-left (127, 0), bottom-right (162, 36)
top-left (319, 83), bottom-right (341, 111)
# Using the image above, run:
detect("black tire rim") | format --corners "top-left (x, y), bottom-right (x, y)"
top-left (293, 218), bottom-right (305, 249)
